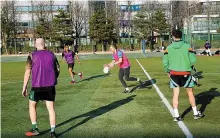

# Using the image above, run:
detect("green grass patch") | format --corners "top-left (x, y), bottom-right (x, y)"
top-left (1, 55), bottom-right (220, 138)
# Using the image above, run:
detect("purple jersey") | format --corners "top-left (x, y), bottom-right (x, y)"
top-left (30, 50), bottom-right (58, 87)
top-left (62, 50), bottom-right (75, 64)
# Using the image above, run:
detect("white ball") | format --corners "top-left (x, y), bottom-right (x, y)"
top-left (103, 66), bottom-right (110, 74)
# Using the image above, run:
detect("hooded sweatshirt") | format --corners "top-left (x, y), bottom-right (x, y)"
top-left (163, 40), bottom-right (196, 73)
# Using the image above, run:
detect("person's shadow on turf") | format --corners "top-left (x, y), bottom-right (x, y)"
top-left (40, 95), bottom-right (136, 137)
top-left (129, 79), bottom-right (155, 93)
top-left (181, 88), bottom-right (220, 119)
top-left (77, 74), bottom-right (110, 83)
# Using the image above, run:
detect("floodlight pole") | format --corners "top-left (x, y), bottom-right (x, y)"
top-left (128, 0), bottom-right (131, 50)
top-left (12, 1), bottom-right (17, 54)
top-left (207, 0), bottom-right (211, 44)
top-left (104, 0), bottom-right (107, 52)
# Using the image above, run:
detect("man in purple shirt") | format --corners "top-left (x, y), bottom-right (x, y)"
top-left (22, 38), bottom-right (60, 138)
top-left (62, 45), bottom-right (83, 84)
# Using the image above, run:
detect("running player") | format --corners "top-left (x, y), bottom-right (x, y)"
top-left (22, 38), bottom-right (60, 137)
top-left (62, 45), bottom-right (83, 83)
top-left (104, 45), bottom-right (143, 93)
top-left (163, 30), bottom-right (204, 122)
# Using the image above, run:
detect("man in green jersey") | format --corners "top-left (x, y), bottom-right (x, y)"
top-left (163, 30), bottom-right (204, 122)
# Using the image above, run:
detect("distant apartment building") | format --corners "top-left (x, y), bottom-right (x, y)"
top-left (186, 0), bottom-right (220, 41)
top-left (14, 1), bottom-right (69, 47)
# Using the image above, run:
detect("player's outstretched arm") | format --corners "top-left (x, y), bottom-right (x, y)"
top-left (75, 55), bottom-right (81, 64)
top-left (22, 56), bottom-right (32, 97)
top-left (188, 48), bottom-right (196, 65)
top-left (114, 58), bottom-right (122, 65)
top-left (163, 50), bottom-right (170, 73)
top-left (61, 52), bottom-right (66, 63)
top-left (54, 56), bottom-right (60, 78)
top-left (104, 60), bottom-right (115, 68)
top-left (22, 68), bottom-right (31, 97)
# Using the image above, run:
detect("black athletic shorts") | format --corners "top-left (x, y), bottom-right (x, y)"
top-left (29, 86), bottom-right (56, 102)
top-left (170, 75), bottom-right (195, 88)
top-left (68, 63), bottom-right (74, 69)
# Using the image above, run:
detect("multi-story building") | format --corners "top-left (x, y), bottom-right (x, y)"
top-left (117, 0), bottom-right (141, 38)
top-left (14, 1), bottom-right (69, 47)
top-left (185, 0), bottom-right (220, 42)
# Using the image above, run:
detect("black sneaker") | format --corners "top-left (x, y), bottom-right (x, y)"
top-left (50, 132), bottom-right (57, 138)
top-left (139, 80), bottom-right (144, 86)
top-left (25, 128), bottom-right (40, 137)
top-left (194, 111), bottom-right (205, 120)
top-left (173, 117), bottom-right (182, 122)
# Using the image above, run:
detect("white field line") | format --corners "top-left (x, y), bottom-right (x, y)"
top-left (136, 59), bottom-right (193, 138)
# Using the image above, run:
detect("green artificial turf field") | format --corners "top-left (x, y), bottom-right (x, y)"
top-left (1, 53), bottom-right (220, 138)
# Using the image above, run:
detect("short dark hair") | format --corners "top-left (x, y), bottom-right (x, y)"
top-left (172, 29), bottom-right (182, 39)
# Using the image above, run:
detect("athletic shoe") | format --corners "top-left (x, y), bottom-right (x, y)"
top-left (79, 72), bottom-right (83, 79)
top-left (139, 80), bottom-right (144, 86)
top-left (194, 111), bottom-right (205, 120)
top-left (123, 89), bottom-right (130, 93)
top-left (137, 78), bottom-right (144, 86)
top-left (50, 132), bottom-right (57, 138)
top-left (70, 80), bottom-right (76, 84)
top-left (173, 117), bottom-right (182, 122)
top-left (25, 128), bottom-right (40, 136)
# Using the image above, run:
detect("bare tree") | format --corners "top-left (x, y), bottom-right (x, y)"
top-left (171, 1), bottom-right (189, 30)
top-left (30, 1), bottom-right (53, 39)
top-left (105, 1), bottom-right (118, 45)
top-left (1, 0), bottom-right (19, 54)
top-left (133, 0), bottom-right (164, 50)
top-left (69, 0), bottom-right (88, 46)
top-left (171, 1), bottom-right (203, 46)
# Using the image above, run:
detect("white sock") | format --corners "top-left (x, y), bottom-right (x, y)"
top-left (71, 77), bottom-right (75, 81)
top-left (51, 125), bottom-right (55, 132)
top-left (173, 108), bottom-right (179, 117)
top-left (125, 87), bottom-right (129, 91)
top-left (137, 78), bottom-right (140, 81)
top-left (192, 106), bottom-right (198, 115)
top-left (78, 72), bottom-right (81, 75)
top-left (32, 122), bottom-right (37, 128)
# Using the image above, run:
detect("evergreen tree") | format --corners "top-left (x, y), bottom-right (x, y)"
top-left (133, 9), bottom-right (150, 40)
top-left (153, 9), bottom-right (169, 38)
top-left (51, 9), bottom-right (74, 47)
top-left (133, 8), bottom-right (169, 49)
top-left (35, 18), bottom-right (50, 38)
top-left (89, 8), bottom-right (116, 51)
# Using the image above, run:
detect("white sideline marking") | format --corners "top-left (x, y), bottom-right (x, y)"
top-left (136, 59), bottom-right (193, 138)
